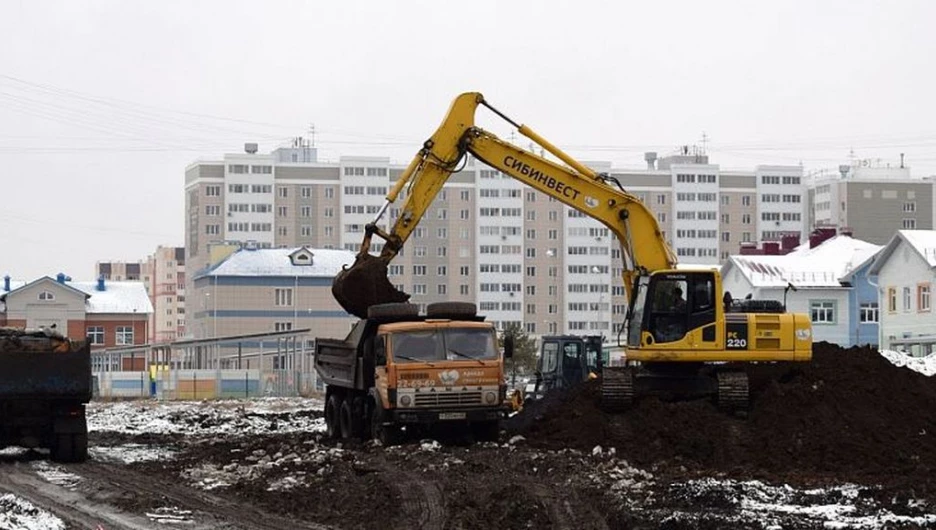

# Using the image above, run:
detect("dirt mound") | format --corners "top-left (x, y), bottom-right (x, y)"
top-left (509, 343), bottom-right (936, 490)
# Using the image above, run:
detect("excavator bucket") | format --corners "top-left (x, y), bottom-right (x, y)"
top-left (332, 253), bottom-right (411, 319)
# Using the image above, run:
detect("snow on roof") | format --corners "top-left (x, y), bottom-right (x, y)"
top-left (202, 247), bottom-right (356, 278)
top-left (728, 235), bottom-right (882, 288)
top-left (675, 263), bottom-right (721, 271)
top-left (71, 281), bottom-right (154, 314)
top-left (897, 230), bottom-right (936, 267)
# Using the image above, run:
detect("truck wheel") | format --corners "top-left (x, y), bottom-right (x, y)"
top-left (426, 302), bottom-right (477, 318)
top-left (51, 434), bottom-right (77, 463)
top-left (325, 395), bottom-right (341, 440)
top-left (370, 405), bottom-right (400, 446)
top-left (471, 421), bottom-right (500, 443)
top-left (71, 433), bottom-right (88, 463)
top-left (339, 399), bottom-right (354, 439)
top-left (367, 303), bottom-right (419, 319)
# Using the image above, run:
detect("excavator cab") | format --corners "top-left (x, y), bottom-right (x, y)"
top-left (528, 335), bottom-right (604, 400)
top-left (628, 271), bottom-right (718, 349)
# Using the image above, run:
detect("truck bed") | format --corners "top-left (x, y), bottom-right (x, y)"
top-left (0, 346), bottom-right (92, 401)
top-left (314, 338), bottom-right (358, 389)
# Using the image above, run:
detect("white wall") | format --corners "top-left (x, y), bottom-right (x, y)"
top-left (876, 240), bottom-right (936, 349)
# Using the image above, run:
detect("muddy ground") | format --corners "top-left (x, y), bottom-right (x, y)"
top-left (3, 343), bottom-right (936, 529)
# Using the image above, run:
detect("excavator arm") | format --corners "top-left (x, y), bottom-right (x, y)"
top-left (332, 92), bottom-right (677, 318)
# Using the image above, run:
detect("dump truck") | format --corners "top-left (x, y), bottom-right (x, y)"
top-left (314, 302), bottom-right (513, 444)
top-left (0, 327), bottom-right (91, 462)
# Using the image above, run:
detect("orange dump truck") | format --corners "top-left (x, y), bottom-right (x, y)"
top-left (314, 302), bottom-right (514, 444)
top-left (0, 327), bottom-right (91, 462)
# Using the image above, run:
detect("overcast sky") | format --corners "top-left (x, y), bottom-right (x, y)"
top-left (1, 0), bottom-right (934, 280)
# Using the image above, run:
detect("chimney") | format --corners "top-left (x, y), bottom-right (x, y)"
top-left (809, 227), bottom-right (837, 248)
top-left (97, 274), bottom-right (106, 292)
top-left (781, 234), bottom-right (800, 252)
top-left (244, 142), bottom-right (258, 154)
top-left (838, 165), bottom-right (850, 179)
top-left (739, 242), bottom-right (758, 255)
top-left (644, 152), bottom-right (658, 170)
top-left (3, 275), bottom-right (9, 292)
top-left (56, 273), bottom-right (67, 284)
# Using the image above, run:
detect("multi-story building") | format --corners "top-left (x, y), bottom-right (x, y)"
top-left (97, 246), bottom-right (186, 343)
top-left (184, 143), bottom-right (807, 337)
top-left (808, 158), bottom-right (934, 245)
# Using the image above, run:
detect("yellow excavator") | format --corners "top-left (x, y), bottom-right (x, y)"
top-left (332, 92), bottom-right (813, 412)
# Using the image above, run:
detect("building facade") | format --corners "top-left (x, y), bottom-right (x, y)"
top-left (191, 246), bottom-right (356, 341)
top-left (185, 144), bottom-right (808, 337)
top-left (97, 246), bottom-right (186, 343)
top-left (808, 159), bottom-right (935, 245)
top-left (868, 230), bottom-right (936, 354)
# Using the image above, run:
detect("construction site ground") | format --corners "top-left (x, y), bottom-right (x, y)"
top-left (1, 343), bottom-right (935, 529)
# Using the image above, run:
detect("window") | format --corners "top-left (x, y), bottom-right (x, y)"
top-left (859, 303), bottom-right (879, 323)
top-left (810, 301), bottom-right (835, 324)
top-left (38, 291), bottom-right (55, 301)
top-left (205, 185), bottom-right (221, 197)
top-left (903, 287), bottom-right (912, 312)
top-left (275, 288), bottom-right (293, 307)
top-left (413, 265), bottom-right (427, 276)
top-left (742, 195), bottom-right (751, 206)
top-left (888, 287), bottom-right (897, 313)
top-left (919, 284), bottom-right (932, 312)
top-left (275, 322), bottom-right (293, 332)
top-left (205, 224), bottom-right (220, 235)
top-left (278, 187), bottom-right (288, 198)
top-left (116, 326), bottom-right (134, 345)
top-left (437, 284), bottom-right (447, 295)
top-left (87, 326), bottom-right (104, 345)
top-left (903, 219), bottom-right (917, 229)
top-left (412, 284), bottom-right (427, 295)
top-left (205, 205), bottom-right (220, 216)
top-left (460, 284), bottom-right (469, 295)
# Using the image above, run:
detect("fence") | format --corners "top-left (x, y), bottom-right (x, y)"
top-left (91, 329), bottom-right (326, 400)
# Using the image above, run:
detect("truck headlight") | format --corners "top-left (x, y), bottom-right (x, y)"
top-left (484, 391), bottom-right (497, 405)
top-left (796, 328), bottom-right (812, 340)
top-left (400, 394), bottom-right (412, 407)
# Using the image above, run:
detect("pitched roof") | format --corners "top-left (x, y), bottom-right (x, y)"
top-left (869, 230), bottom-right (936, 275)
top-left (0, 277), bottom-right (152, 314)
top-left (725, 235), bottom-right (882, 288)
top-left (70, 281), bottom-right (154, 314)
top-left (198, 247), bottom-right (356, 279)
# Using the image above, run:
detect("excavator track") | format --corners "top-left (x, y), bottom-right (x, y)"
top-left (716, 371), bottom-right (749, 413)
top-left (600, 368), bottom-right (633, 412)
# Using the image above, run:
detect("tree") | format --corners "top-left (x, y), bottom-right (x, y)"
top-left (499, 323), bottom-right (538, 382)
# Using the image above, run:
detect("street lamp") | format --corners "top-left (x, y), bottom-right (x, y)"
top-left (592, 266), bottom-right (604, 335)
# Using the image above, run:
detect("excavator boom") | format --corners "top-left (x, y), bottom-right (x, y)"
top-left (333, 92), bottom-right (675, 318)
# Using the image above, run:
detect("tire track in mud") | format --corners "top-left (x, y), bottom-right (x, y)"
top-left (528, 481), bottom-right (609, 530)
top-left (0, 461), bottom-right (156, 530)
top-left (394, 472), bottom-right (446, 530)
top-left (75, 460), bottom-right (333, 530)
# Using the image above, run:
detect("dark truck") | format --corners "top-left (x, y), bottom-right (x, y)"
top-left (0, 327), bottom-right (91, 462)
top-left (314, 302), bottom-right (513, 444)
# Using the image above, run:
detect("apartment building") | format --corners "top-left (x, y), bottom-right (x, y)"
top-left (808, 159), bottom-right (935, 245)
top-left (96, 246), bottom-right (186, 343)
top-left (184, 144), bottom-right (807, 337)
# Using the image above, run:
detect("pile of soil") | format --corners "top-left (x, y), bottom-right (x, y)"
top-left (508, 343), bottom-right (936, 491)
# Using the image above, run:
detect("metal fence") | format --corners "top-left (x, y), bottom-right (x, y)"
top-left (91, 329), bottom-right (325, 400)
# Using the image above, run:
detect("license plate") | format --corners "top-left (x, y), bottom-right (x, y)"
top-left (438, 412), bottom-right (466, 420)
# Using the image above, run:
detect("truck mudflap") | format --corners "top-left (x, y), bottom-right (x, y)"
top-left (0, 349), bottom-right (92, 401)
top-left (392, 407), bottom-right (508, 424)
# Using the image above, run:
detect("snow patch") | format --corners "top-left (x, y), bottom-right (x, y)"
top-left (87, 397), bottom-right (325, 437)
top-left (879, 349), bottom-right (936, 376)
top-left (145, 506), bottom-right (194, 525)
top-left (0, 493), bottom-right (66, 530)
top-left (31, 461), bottom-right (82, 490)
top-left (90, 444), bottom-right (177, 464)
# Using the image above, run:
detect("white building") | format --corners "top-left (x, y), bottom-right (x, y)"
top-left (721, 235), bottom-right (881, 346)
top-left (868, 230), bottom-right (936, 354)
